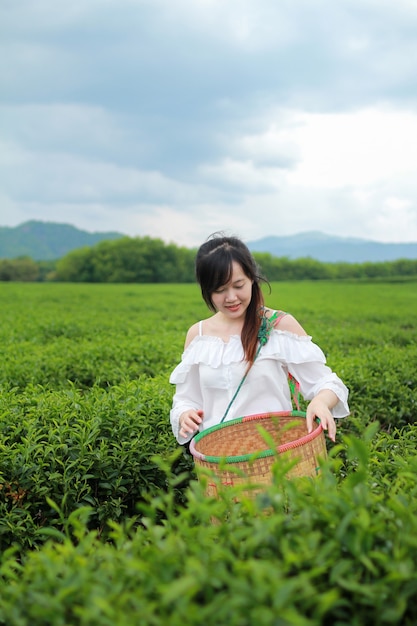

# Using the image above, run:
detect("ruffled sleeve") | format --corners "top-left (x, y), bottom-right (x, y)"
top-left (260, 330), bottom-right (350, 418)
top-left (170, 335), bottom-right (244, 383)
top-left (169, 336), bottom-right (239, 444)
top-left (169, 361), bottom-right (202, 444)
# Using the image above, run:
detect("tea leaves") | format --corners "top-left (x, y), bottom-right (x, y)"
top-left (0, 281), bottom-right (416, 624)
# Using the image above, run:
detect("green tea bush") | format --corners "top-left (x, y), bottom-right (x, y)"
top-left (0, 378), bottom-right (192, 552)
top-left (0, 279), bottom-right (417, 622)
top-left (1, 428), bottom-right (417, 626)
top-left (0, 283), bottom-right (196, 390)
top-left (1, 283), bottom-right (416, 433)
top-left (1, 333), bottom-right (181, 389)
top-left (341, 343), bottom-right (417, 431)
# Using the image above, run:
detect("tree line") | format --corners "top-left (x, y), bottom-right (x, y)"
top-left (1, 235), bottom-right (417, 282)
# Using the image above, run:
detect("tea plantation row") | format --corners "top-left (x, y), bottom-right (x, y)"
top-left (0, 281), bottom-right (416, 625)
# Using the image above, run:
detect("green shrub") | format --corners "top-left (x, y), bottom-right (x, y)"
top-left (0, 280), bottom-right (416, 623)
top-left (1, 429), bottom-right (417, 625)
top-left (0, 378), bottom-right (193, 552)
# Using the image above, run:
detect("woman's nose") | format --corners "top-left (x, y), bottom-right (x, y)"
top-left (225, 289), bottom-right (237, 301)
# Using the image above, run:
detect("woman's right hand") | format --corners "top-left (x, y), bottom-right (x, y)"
top-left (179, 409), bottom-right (204, 439)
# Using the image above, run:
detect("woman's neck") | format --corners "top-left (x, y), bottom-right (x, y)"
top-left (204, 312), bottom-right (245, 341)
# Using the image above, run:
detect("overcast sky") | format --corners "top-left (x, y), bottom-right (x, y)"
top-left (1, 0), bottom-right (417, 247)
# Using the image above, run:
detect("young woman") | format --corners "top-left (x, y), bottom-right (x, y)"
top-left (170, 234), bottom-right (349, 445)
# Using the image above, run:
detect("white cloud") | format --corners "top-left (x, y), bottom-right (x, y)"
top-left (0, 139), bottom-right (200, 205)
top-left (199, 158), bottom-right (284, 193)
top-left (283, 107), bottom-right (417, 188)
top-left (1, 0), bottom-right (417, 246)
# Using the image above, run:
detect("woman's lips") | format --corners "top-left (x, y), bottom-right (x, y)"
top-left (226, 304), bottom-right (240, 312)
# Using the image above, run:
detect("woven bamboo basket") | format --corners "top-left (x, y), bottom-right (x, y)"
top-left (189, 410), bottom-right (327, 499)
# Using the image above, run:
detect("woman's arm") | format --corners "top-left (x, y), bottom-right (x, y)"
top-left (273, 311), bottom-right (349, 441)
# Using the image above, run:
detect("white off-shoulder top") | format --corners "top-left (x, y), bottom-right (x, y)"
top-left (169, 320), bottom-right (350, 444)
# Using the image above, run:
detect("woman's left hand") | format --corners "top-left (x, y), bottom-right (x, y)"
top-left (306, 391), bottom-right (338, 442)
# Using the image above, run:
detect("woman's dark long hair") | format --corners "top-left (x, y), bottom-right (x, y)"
top-left (195, 234), bottom-right (269, 364)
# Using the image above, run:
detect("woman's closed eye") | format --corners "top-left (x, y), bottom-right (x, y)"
top-left (214, 282), bottom-right (245, 294)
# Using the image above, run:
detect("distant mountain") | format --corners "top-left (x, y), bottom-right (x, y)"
top-left (1, 222), bottom-right (416, 264)
top-left (247, 231), bottom-right (417, 263)
top-left (0, 221), bottom-right (125, 260)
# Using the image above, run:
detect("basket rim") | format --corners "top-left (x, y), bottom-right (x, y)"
top-left (189, 410), bottom-right (324, 464)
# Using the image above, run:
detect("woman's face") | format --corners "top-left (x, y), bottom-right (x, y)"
top-left (210, 261), bottom-right (253, 319)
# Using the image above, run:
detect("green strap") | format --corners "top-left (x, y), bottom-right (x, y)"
top-left (220, 343), bottom-right (262, 423)
top-left (220, 309), bottom-right (282, 423)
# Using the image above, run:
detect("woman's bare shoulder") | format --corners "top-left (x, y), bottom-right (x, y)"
top-left (184, 322), bottom-right (200, 348)
top-left (270, 309), bottom-right (308, 337)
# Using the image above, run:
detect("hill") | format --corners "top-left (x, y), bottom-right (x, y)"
top-left (247, 231), bottom-right (417, 263)
top-left (0, 221), bottom-right (124, 260)
top-left (1, 222), bottom-right (417, 263)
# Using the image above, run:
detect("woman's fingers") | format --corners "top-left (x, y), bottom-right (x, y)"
top-left (179, 409), bottom-right (203, 437)
top-left (307, 407), bottom-right (336, 442)
top-left (319, 415), bottom-right (336, 442)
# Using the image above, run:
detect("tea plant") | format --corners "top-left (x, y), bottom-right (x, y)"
top-left (0, 279), bottom-right (416, 623)
top-left (1, 428), bottom-right (417, 625)
top-left (0, 378), bottom-right (192, 552)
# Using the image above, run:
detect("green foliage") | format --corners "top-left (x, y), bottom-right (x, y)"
top-left (1, 432), bottom-right (417, 625)
top-left (0, 257), bottom-right (40, 281)
top-left (256, 253), bottom-right (417, 282)
top-left (54, 236), bottom-right (196, 283)
top-left (0, 280), bottom-right (416, 623)
top-left (0, 283), bottom-right (198, 389)
top-left (2, 234), bottom-right (417, 283)
top-left (0, 379), bottom-right (191, 552)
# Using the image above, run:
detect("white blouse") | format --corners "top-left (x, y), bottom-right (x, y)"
top-left (169, 326), bottom-right (350, 444)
